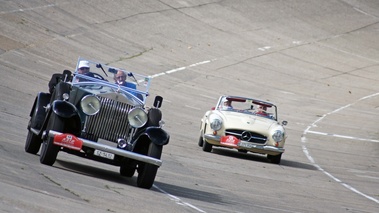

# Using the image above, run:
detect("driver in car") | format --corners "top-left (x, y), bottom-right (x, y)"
top-left (221, 98), bottom-right (233, 110)
top-left (76, 60), bottom-right (94, 81)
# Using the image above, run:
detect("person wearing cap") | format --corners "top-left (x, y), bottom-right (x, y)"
top-left (76, 60), bottom-right (94, 80)
top-left (221, 98), bottom-right (233, 110)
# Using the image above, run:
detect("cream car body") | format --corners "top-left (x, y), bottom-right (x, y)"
top-left (199, 95), bottom-right (287, 164)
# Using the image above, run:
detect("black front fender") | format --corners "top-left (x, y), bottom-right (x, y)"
top-left (41, 100), bottom-right (82, 137)
top-left (136, 127), bottom-right (170, 146)
top-left (145, 127), bottom-right (170, 146)
top-left (52, 100), bottom-right (78, 118)
top-left (29, 92), bottom-right (51, 130)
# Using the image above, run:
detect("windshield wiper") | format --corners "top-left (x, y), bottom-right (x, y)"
top-left (128, 72), bottom-right (139, 86)
top-left (96, 63), bottom-right (108, 77)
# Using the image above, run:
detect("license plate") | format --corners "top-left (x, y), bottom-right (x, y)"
top-left (238, 141), bottom-right (256, 149)
top-left (94, 150), bottom-right (115, 160)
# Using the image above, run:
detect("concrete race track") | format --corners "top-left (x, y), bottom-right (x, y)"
top-left (1, 0), bottom-right (379, 212)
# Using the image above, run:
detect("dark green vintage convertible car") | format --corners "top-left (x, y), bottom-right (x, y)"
top-left (25, 58), bottom-right (169, 189)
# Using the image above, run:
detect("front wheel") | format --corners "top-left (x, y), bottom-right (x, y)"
top-left (198, 135), bottom-right (204, 147)
top-left (202, 139), bottom-right (212, 152)
top-left (267, 153), bottom-right (282, 164)
top-left (25, 120), bottom-right (42, 154)
top-left (25, 99), bottom-right (45, 154)
top-left (137, 142), bottom-right (162, 189)
top-left (120, 161), bottom-right (136, 177)
top-left (40, 114), bottom-right (63, 166)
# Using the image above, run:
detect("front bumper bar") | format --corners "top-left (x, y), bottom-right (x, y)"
top-left (204, 134), bottom-right (284, 153)
top-left (48, 130), bottom-right (162, 167)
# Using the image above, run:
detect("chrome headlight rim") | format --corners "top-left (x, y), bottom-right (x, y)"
top-left (209, 114), bottom-right (223, 131)
top-left (80, 95), bottom-right (101, 116)
top-left (272, 130), bottom-right (284, 142)
top-left (128, 107), bottom-right (148, 128)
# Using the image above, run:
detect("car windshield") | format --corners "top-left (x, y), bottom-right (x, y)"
top-left (72, 58), bottom-right (151, 106)
top-left (217, 96), bottom-right (277, 120)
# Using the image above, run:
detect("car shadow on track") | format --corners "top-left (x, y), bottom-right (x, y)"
top-left (153, 181), bottom-right (231, 205)
top-left (55, 159), bottom-right (136, 185)
top-left (211, 148), bottom-right (317, 171)
top-left (55, 159), bottom-right (230, 205)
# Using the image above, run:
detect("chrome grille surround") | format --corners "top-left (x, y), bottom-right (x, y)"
top-left (225, 129), bottom-right (267, 144)
top-left (83, 96), bottom-right (133, 142)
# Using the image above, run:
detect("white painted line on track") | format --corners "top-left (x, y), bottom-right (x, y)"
top-left (166, 67), bottom-right (186, 74)
top-left (302, 92), bottom-right (379, 204)
top-left (307, 130), bottom-right (379, 143)
top-left (153, 184), bottom-right (207, 213)
top-left (258, 46), bottom-right (271, 51)
top-left (150, 59), bottom-right (214, 79)
top-left (150, 73), bottom-right (166, 78)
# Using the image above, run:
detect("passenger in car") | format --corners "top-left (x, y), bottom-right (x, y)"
top-left (114, 70), bottom-right (143, 100)
top-left (114, 70), bottom-right (137, 89)
top-left (256, 105), bottom-right (269, 117)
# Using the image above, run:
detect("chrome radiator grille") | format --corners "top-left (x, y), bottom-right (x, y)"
top-left (225, 129), bottom-right (267, 144)
top-left (84, 97), bottom-right (133, 142)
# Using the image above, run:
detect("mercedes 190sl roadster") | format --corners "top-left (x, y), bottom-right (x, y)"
top-left (198, 95), bottom-right (287, 164)
top-left (25, 58), bottom-right (169, 189)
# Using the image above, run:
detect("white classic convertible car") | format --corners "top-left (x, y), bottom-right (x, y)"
top-left (198, 95), bottom-right (287, 164)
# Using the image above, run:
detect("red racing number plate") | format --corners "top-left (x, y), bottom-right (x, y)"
top-left (220, 135), bottom-right (239, 147)
top-left (53, 134), bottom-right (83, 151)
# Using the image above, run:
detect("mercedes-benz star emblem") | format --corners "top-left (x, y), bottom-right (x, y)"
top-left (241, 131), bottom-right (251, 141)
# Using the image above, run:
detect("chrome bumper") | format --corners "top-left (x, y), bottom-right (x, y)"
top-left (48, 130), bottom-right (162, 167)
top-left (204, 134), bottom-right (284, 153)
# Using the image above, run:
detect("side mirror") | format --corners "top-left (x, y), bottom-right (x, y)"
top-left (153, 96), bottom-right (163, 108)
top-left (282, 120), bottom-right (288, 126)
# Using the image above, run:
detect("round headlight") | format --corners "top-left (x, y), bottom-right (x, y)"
top-left (128, 108), bottom-right (148, 128)
top-left (272, 130), bottom-right (284, 142)
top-left (209, 114), bottom-right (223, 131)
top-left (80, 95), bottom-right (101, 115)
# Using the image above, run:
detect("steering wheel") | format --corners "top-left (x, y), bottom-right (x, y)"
top-left (92, 73), bottom-right (105, 80)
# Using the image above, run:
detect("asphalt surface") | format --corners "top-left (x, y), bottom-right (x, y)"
top-left (1, 0), bottom-right (379, 212)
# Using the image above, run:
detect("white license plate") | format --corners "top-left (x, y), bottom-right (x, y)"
top-left (238, 141), bottom-right (256, 149)
top-left (94, 149), bottom-right (115, 160)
